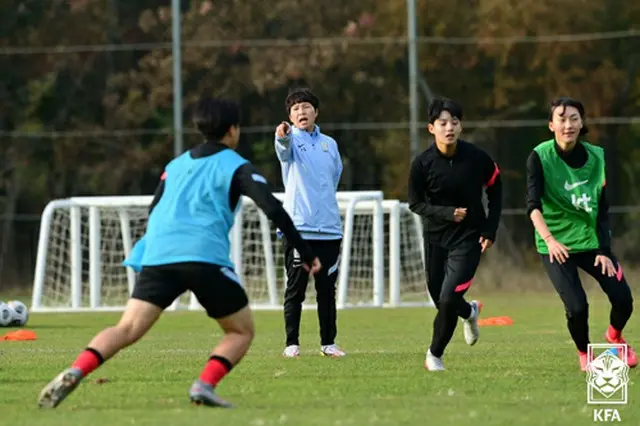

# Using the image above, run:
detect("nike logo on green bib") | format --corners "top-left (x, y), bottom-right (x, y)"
top-left (564, 179), bottom-right (588, 191)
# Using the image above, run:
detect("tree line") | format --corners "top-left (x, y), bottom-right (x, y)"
top-left (0, 0), bottom-right (639, 286)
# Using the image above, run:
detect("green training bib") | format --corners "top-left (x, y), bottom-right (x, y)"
top-left (533, 139), bottom-right (605, 254)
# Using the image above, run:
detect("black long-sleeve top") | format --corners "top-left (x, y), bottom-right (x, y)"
top-left (149, 141), bottom-right (316, 263)
top-left (408, 140), bottom-right (503, 248)
top-left (525, 141), bottom-right (611, 255)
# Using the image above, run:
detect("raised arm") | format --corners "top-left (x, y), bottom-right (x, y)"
top-left (231, 163), bottom-right (317, 269)
top-left (408, 156), bottom-right (455, 220)
top-left (274, 122), bottom-right (293, 162)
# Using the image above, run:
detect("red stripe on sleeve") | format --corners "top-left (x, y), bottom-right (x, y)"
top-left (485, 163), bottom-right (500, 187)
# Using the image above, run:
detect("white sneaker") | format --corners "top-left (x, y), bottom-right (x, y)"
top-left (283, 345), bottom-right (300, 358)
top-left (463, 300), bottom-right (483, 346)
top-left (321, 344), bottom-right (346, 357)
top-left (425, 349), bottom-right (445, 371)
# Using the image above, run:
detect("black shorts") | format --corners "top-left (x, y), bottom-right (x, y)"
top-left (131, 262), bottom-right (249, 319)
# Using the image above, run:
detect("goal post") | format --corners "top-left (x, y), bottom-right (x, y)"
top-left (337, 192), bottom-right (385, 308)
top-left (31, 192), bottom-right (433, 312)
top-left (32, 196), bottom-right (153, 312)
top-left (233, 191), bottom-right (386, 310)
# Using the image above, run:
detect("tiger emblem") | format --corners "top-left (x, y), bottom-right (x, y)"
top-left (586, 349), bottom-right (630, 399)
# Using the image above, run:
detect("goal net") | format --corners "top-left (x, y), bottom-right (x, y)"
top-left (31, 192), bottom-right (432, 312)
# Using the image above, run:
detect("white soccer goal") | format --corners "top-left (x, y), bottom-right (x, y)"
top-left (31, 191), bottom-right (433, 312)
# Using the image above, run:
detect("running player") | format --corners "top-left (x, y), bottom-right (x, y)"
top-left (408, 97), bottom-right (503, 371)
top-left (526, 96), bottom-right (636, 370)
top-left (38, 96), bottom-right (321, 409)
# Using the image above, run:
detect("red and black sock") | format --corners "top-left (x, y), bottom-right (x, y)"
top-left (199, 355), bottom-right (234, 387)
top-left (71, 347), bottom-right (105, 377)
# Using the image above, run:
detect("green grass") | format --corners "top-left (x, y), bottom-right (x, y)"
top-left (0, 292), bottom-right (638, 425)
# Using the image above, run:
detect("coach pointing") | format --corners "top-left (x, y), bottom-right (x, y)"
top-left (274, 88), bottom-right (346, 358)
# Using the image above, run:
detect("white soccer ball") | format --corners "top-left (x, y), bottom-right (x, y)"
top-left (7, 300), bottom-right (29, 326)
top-left (0, 302), bottom-right (13, 327)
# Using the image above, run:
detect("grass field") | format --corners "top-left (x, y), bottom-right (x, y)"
top-left (0, 292), bottom-right (638, 426)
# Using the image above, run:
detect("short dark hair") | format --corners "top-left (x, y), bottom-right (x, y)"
top-left (192, 96), bottom-right (241, 140)
top-left (428, 98), bottom-right (463, 124)
top-left (285, 88), bottom-right (319, 113)
top-left (549, 96), bottom-right (589, 135)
